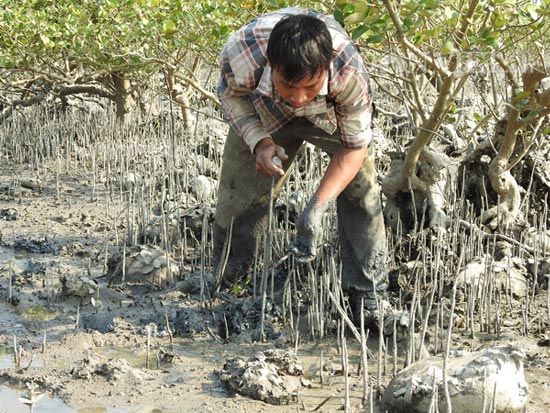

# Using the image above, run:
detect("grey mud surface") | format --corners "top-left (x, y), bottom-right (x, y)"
top-left (0, 153), bottom-right (549, 413)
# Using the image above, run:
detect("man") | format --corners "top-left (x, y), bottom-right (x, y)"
top-left (214, 7), bottom-right (388, 323)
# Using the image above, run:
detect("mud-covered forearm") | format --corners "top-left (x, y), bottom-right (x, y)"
top-left (314, 145), bottom-right (368, 206)
top-left (299, 196), bottom-right (328, 233)
top-left (289, 146), bottom-right (368, 262)
top-left (288, 196), bottom-right (330, 262)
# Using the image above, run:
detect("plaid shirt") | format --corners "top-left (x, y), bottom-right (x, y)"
top-left (217, 7), bottom-right (373, 153)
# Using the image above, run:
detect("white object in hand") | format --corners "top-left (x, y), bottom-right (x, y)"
top-left (272, 156), bottom-right (283, 168)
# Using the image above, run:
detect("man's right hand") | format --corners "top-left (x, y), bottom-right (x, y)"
top-left (288, 196), bottom-right (326, 263)
top-left (254, 137), bottom-right (287, 176)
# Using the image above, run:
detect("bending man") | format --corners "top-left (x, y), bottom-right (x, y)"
top-left (214, 7), bottom-right (388, 323)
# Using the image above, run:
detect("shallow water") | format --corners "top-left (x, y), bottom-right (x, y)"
top-left (1, 345), bottom-right (153, 412)
top-left (0, 344), bottom-right (176, 413)
top-left (0, 385), bottom-right (129, 413)
top-left (0, 346), bottom-right (15, 369)
top-left (0, 384), bottom-right (181, 413)
top-left (21, 305), bottom-right (58, 322)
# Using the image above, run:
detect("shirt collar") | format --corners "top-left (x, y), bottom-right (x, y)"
top-left (256, 64), bottom-right (274, 98)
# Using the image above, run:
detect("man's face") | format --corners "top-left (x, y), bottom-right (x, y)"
top-left (272, 68), bottom-right (326, 108)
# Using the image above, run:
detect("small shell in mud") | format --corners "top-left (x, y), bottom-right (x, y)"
top-left (107, 244), bottom-right (180, 287)
top-left (60, 274), bottom-right (98, 298)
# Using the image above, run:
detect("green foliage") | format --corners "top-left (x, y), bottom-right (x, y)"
top-left (0, 0), bottom-right (334, 106)
top-left (1, 0), bottom-right (545, 124)
top-left (0, 0), bottom-right (219, 71)
top-left (334, 0), bottom-right (550, 209)
top-left (0, 0), bottom-right (331, 73)
top-left (333, 0), bottom-right (550, 128)
top-left (336, 0), bottom-right (550, 56)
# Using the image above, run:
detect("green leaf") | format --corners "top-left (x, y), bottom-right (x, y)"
top-left (492, 15), bottom-right (508, 29)
top-left (413, 34), bottom-right (424, 45)
top-left (520, 110), bottom-right (538, 123)
top-left (402, 16), bottom-right (413, 29)
top-left (333, 10), bottom-right (345, 26)
top-left (365, 34), bottom-right (384, 44)
top-left (345, 12), bottom-right (365, 25)
top-left (217, 24), bottom-right (229, 36)
top-left (343, 4), bottom-right (355, 14)
top-left (354, 1), bottom-right (369, 16)
top-left (185, 33), bottom-right (200, 42)
top-left (524, 3), bottom-right (539, 20)
top-left (162, 19), bottom-right (177, 36)
top-left (351, 26), bottom-right (369, 40)
top-left (441, 40), bottom-right (455, 54)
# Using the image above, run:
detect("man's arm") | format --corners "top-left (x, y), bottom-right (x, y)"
top-left (218, 65), bottom-right (288, 176)
top-left (218, 85), bottom-right (270, 155)
top-left (314, 145), bottom-right (369, 206)
top-left (217, 38), bottom-right (272, 155)
top-left (289, 145), bottom-right (368, 262)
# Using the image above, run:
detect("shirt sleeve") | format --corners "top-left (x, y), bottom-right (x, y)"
top-left (217, 48), bottom-right (270, 154)
top-left (331, 50), bottom-right (373, 149)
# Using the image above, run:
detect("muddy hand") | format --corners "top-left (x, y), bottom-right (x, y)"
top-left (288, 197), bottom-right (325, 263)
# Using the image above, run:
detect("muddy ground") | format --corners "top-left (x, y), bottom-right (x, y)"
top-left (1, 152), bottom-right (550, 413)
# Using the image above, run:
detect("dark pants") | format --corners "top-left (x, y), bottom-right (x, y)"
top-left (213, 118), bottom-right (387, 293)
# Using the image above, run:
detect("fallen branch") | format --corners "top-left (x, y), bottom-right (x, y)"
top-left (458, 219), bottom-right (540, 255)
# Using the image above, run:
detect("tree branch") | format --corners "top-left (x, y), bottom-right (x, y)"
top-left (507, 114), bottom-right (549, 171)
top-left (494, 55), bottom-right (519, 90)
top-left (381, 0), bottom-right (451, 79)
top-left (58, 84), bottom-right (115, 100)
top-left (174, 72), bottom-right (220, 108)
top-left (0, 92), bottom-right (48, 123)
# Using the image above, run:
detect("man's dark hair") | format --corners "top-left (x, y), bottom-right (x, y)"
top-left (267, 14), bottom-right (333, 83)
